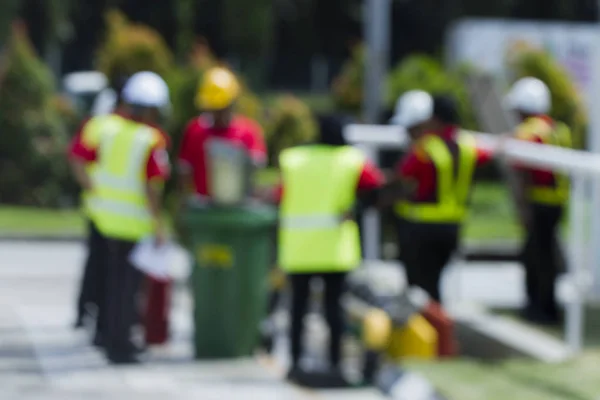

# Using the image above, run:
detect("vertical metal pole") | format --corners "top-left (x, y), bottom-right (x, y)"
top-left (362, 0), bottom-right (391, 261)
top-left (565, 174), bottom-right (586, 353)
top-left (363, 0), bottom-right (391, 123)
top-left (588, 26), bottom-right (600, 299)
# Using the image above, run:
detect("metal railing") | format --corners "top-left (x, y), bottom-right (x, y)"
top-left (344, 123), bottom-right (596, 354)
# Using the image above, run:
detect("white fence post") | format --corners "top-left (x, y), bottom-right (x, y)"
top-left (565, 174), bottom-right (586, 353)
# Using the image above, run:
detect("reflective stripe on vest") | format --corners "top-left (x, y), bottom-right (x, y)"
top-left (395, 132), bottom-right (477, 223)
top-left (79, 114), bottom-right (124, 217)
top-left (280, 214), bottom-right (345, 230)
top-left (278, 145), bottom-right (365, 273)
top-left (89, 120), bottom-right (158, 241)
top-left (522, 118), bottom-right (572, 206)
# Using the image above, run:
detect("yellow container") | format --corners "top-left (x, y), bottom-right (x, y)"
top-left (387, 314), bottom-right (438, 360)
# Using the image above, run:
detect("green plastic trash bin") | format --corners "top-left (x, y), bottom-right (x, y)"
top-left (182, 203), bottom-right (278, 359)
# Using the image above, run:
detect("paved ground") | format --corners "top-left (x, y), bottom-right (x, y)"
top-left (0, 240), bottom-right (549, 400)
top-left (0, 241), bottom-right (389, 400)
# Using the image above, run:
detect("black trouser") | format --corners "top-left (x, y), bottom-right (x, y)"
top-left (522, 204), bottom-right (564, 319)
top-left (76, 220), bottom-right (108, 324)
top-left (104, 239), bottom-right (143, 358)
top-left (398, 221), bottom-right (459, 303)
top-left (289, 272), bottom-right (346, 369)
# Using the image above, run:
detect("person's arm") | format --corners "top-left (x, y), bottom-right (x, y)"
top-left (70, 159), bottom-right (93, 191)
top-left (502, 132), bottom-right (540, 228)
top-left (176, 124), bottom-right (197, 201)
top-left (67, 128), bottom-right (96, 191)
top-left (362, 152), bottom-right (422, 208)
top-left (245, 120), bottom-right (268, 167)
top-left (145, 147), bottom-right (170, 245)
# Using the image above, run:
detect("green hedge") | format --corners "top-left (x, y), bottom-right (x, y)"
top-left (331, 47), bottom-right (478, 129)
top-left (96, 10), bottom-right (174, 89)
top-left (263, 95), bottom-right (318, 167)
top-left (0, 26), bottom-right (73, 207)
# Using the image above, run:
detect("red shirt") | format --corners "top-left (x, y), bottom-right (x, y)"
top-left (273, 160), bottom-right (384, 203)
top-left (396, 127), bottom-right (491, 202)
top-left (513, 115), bottom-right (555, 186)
top-left (177, 115), bottom-right (267, 195)
top-left (68, 115), bottom-right (170, 181)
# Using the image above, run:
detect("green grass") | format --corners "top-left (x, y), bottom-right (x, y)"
top-left (405, 351), bottom-right (600, 400)
top-left (0, 206), bottom-right (85, 237)
top-left (464, 182), bottom-right (522, 241)
top-left (0, 182), bottom-right (529, 240)
top-left (498, 305), bottom-right (600, 348)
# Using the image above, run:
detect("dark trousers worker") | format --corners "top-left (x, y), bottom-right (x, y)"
top-left (391, 93), bottom-right (491, 302)
top-left (75, 220), bottom-right (109, 335)
top-left (276, 115), bottom-right (384, 381)
top-left (505, 77), bottom-right (571, 324)
top-left (70, 72), bottom-right (171, 363)
top-left (69, 124), bottom-right (111, 334)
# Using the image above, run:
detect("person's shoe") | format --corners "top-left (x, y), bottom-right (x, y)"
top-left (286, 366), bottom-right (303, 382)
top-left (93, 333), bottom-right (105, 348)
top-left (73, 315), bottom-right (85, 330)
top-left (106, 351), bottom-right (141, 365)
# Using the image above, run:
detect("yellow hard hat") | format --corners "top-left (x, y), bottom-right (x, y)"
top-left (362, 308), bottom-right (392, 351)
top-left (195, 67), bottom-right (241, 110)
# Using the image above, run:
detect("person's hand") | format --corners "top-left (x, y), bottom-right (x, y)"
top-left (155, 222), bottom-right (167, 247)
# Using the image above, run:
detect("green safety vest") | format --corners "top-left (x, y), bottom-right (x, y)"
top-left (86, 116), bottom-right (160, 241)
top-left (395, 132), bottom-right (478, 223)
top-left (278, 145), bottom-right (365, 273)
top-left (517, 116), bottom-right (572, 206)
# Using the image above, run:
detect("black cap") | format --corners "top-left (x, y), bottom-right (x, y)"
top-left (433, 95), bottom-right (460, 125)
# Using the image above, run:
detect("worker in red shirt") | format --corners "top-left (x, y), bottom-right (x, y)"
top-left (274, 114), bottom-right (384, 384)
top-left (177, 67), bottom-right (266, 199)
top-left (505, 77), bottom-right (571, 325)
top-left (392, 92), bottom-right (492, 303)
top-left (69, 79), bottom-right (171, 341)
top-left (68, 78), bottom-right (129, 331)
top-left (70, 72), bottom-right (171, 363)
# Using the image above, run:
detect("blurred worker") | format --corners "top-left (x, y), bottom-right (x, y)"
top-left (70, 71), bottom-right (171, 364)
top-left (69, 75), bottom-right (129, 331)
top-left (177, 67), bottom-right (266, 199)
top-left (276, 115), bottom-right (385, 382)
top-left (505, 77), bottom-right (571, 325)
top-left (392, 91), bottom-right (491, 302)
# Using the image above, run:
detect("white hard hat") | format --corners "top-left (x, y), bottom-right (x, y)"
top-left (504, 77), bottom-right (550, 115)
top-left (390, 90), bottom-right (433, 128)
top-left (122, 71), bottom-right (170, 108)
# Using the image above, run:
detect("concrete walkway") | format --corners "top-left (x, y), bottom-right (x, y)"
top-left (0, 241), bottom-right (386, 400)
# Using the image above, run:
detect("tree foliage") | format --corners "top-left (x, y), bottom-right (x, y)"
top-left (264, 95), bottom-right (318, 167)
top-left (96, 10), bottom-right (174, 89)
top-left (0, 26), bottom-right (72, 206)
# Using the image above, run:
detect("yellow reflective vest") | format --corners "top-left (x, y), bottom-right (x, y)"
top-left (278, 145), bottom-right (365, 273)
top-left (515, 116), bottom-right (572, 206)
top-left (395, 132), bottom-right (478, 223)
top-left (78, 115), bottom-right (122, 217)
top-left (85, 115), bottom-right (161, 241)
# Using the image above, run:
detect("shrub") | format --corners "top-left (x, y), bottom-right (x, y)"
top-left (96, 10), bottom-right (174, 89)
top-left (0, 27), bottom-right (72, 207)
top-left (507, 48), bottom-right (587, 149)
top-left (387, 54), bottom-right (478, 130)
top-left (264, 95), bottom-right (318, 167)
top-left (331, 45), bottom-right (364, 115)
